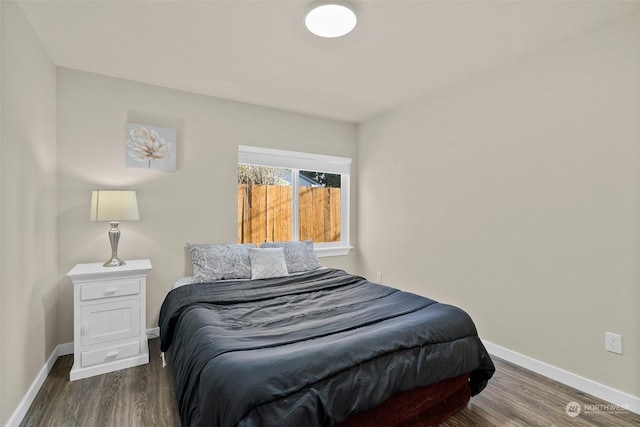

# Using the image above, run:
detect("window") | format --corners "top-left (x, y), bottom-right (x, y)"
top-left (238, 145), bottom-right (351, 256)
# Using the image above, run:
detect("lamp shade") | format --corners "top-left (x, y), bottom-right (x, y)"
top-left (90, 190), bottom-right (140, 222)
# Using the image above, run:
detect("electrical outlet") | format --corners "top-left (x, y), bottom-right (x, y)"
top-left (376, 272), bottom-right (383, 283)
top-left (605, 332), bottom-right (622, 354)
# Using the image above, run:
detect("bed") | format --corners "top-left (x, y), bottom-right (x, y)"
top-left (159, 242), bottom-right (495, 426)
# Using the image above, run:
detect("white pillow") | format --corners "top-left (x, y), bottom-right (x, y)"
top-left (248, 248), bottom-right (289, 280)
top-left (259, 240), bottom-right (322, 273)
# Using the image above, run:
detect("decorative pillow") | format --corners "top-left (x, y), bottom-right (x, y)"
top-left (188, 243), bottom-right (255, 282)
top-left (188, 244), bottom-right (222, 282)
top-left (260, 240), bottom-right (322, 273)
top-left (248, 248), bottom-right (289, 280)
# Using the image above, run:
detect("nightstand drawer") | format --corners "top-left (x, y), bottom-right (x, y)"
top-left (81, 341), bottom-right (140, 368)
top-left (81, 279), bottom-right (140, 301)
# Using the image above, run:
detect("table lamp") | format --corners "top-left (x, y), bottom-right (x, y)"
top-left (90, 190), bottom-right (140, 267)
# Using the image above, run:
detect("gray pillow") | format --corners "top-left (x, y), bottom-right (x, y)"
top-left (260, 240), bottom-right (322, 273)
top-left (188, 243), bottom-right (255, 282)
top-left (248, 248), bottom-right (289, 280)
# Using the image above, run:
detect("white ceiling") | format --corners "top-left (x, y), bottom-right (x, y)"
top-left (20, 0), bottom-right (640, 123)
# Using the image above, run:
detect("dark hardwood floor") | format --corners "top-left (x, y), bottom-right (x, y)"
top-left (20, 339), bottom-right (640, 426)
top-left (20, 339), bottom-right (181, 427)
top-left (443, 359), bottom-right (640, 427)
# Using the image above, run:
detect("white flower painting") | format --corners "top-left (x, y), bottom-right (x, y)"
top-left (125, 123), bottom-right (177, 171)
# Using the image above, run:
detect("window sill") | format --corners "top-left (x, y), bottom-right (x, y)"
top-left (315, 246), bottom-right (353, 257)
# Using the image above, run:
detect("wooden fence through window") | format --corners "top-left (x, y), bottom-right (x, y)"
top-left (238, 184), bottom-right (341, 246)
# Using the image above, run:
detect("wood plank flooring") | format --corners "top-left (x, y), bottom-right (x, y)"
top-left (20, 339), bottom-right (180, 427)
top-left (20, 338), bottom-right (640, 426)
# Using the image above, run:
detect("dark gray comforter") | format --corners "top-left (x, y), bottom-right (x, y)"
top-left (159, 268), bottom-right (494, 427)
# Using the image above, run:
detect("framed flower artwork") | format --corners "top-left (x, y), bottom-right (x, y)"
top-left (125, 123), bottom-right (177, 171)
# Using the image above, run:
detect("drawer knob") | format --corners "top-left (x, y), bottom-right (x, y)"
top-left (103, 287), bottom-right (118, 295)
top-left (106, 351), bottom-right (119, 359)
top-left (81, 322), bottom-right (90, 335)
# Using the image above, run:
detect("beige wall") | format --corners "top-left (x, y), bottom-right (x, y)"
top-left (0, 5), bottom-right (3, 425)
top-left (0, 2), bottom-right (58, 424)
top-left (0, 2), bottom-right (3, 422)
top-left (4, 0), bottom-right (638, 421)
top-left (56, 68), bottom-right (358, 343)
top-left (358, 15), bottom-right (640, 397)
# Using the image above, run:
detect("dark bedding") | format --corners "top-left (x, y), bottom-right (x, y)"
top-left (159, 268), bottom-right (494, 427)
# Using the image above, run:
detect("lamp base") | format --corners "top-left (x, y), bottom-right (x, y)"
top-left (103, 221), bottom-right (126, 267)
top-left (103, 257), bottom-right (126, 267)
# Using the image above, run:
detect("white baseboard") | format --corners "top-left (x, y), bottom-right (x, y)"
top-left (58, 341), bottom-right (74, 356)
top-left (6, 328), bottom-right (158, 427)
top-left (483, 340), bottom-right (640, 415)
top-left (5, 342), bottom-right (69, 427)
top-left (146, 326), bottom-right (160, 339)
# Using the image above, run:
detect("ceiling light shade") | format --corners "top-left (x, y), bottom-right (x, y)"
top-left (305, 1), bottom-right (357, 38)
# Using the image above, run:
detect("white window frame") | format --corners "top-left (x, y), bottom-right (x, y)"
top-left (238, 145), bottom-right (352, 257)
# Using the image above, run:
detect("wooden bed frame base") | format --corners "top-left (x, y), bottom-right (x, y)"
top-left (337, 374), bottom-right (471, 427)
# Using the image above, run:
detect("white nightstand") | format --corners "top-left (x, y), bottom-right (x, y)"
top-left (67, 259), bottom-right (152, 381)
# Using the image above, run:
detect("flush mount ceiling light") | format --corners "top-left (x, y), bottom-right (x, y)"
top-left (305, 1), bottom-right (357, 38)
